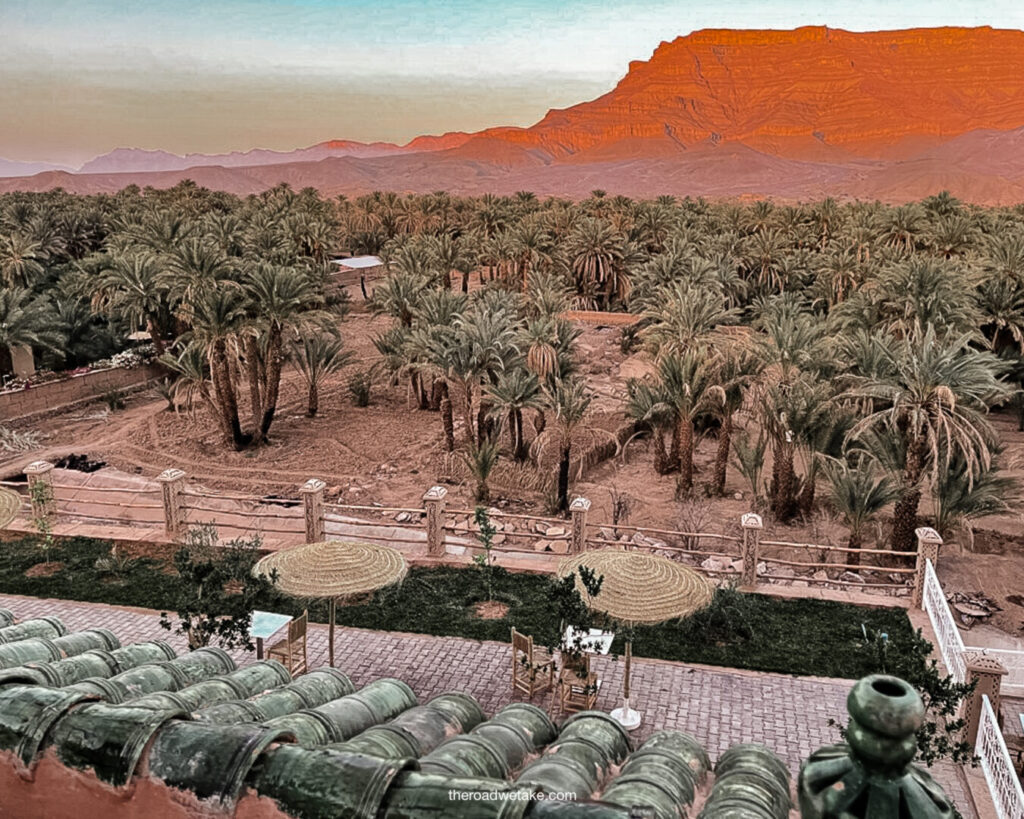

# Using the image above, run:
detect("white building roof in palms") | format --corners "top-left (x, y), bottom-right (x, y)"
top-left (331, 255), bottom-right (383, 269)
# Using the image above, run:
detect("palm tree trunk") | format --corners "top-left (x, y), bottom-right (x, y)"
top-left (653, 429), bottom-right (672, 475)
top-left (461, 384), bottom-right (475, 447)
top-left (256, 325), bottom-right (284, 443)
top-left (440, 396), bottom-right (455, 452)
top-left (847, 529), bottom-right (862, 567)
top-left (146, 317), bottom-right (166, 356)
top-left (677, 416), bottom-right (695, 496)
top-left (557, 445), bottom-right (571, 514)
top-left (533, 409), bottom-right (546, 436)
top-left (798, 463), bottom-right (817, 518)
top-left (429, 379), bottom-right (444, 411)
top-left (210, 341), bottom-right (246, 450)
top-left (771, 439), bottom-right (797, 522)
top-left (712, 412), bottom-right (732, 496)
top-left (513, 409), bottom-right (528, 461)
top-left (307, 382), bottom-right (319, 417)
top-left (669, 422), bottom-right (681, 472)
top-left (244, 336), bottom-right (263, 434)
top-left (892, 442), bottom-right (924, 552)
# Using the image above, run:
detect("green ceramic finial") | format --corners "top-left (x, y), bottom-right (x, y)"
top-left (798, 675), bottom-right (958, 819)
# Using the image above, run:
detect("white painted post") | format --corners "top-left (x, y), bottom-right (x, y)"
top-left (912, 527), bottom-right (942, 610)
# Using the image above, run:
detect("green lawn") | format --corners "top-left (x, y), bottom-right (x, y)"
top-left (0, 536), bottom-right (914, 680)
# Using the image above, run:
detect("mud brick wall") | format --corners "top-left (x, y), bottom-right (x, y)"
top-left (0, 364), bottom-right (164, 421)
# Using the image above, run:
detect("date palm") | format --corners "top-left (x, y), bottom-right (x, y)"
top-left (92, 252), bottom-right (173, 354)
top-left (847, 326), bottom-right (1011, 550)
top-left (824, 458), bottom-right (897, 564)
top-left (535, 378), bottom-right (595, 514)
top-left (291, 333), bottom-right (352, 417)
top-left (485, 367), bottom-right (541, 461)
top-left (654, 350), bottom-right (725, 495)
top-left (0, 288), bottom-right (63, 374)
top-left (0, 232), bottom-right (46, 286)
top-left (641, 281), bottom-right (740, 356)
top-left (243, 262), bottom-right (327, 443)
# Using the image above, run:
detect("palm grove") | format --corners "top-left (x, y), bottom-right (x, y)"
top-left (1, 183), bottom-right (1020, 551)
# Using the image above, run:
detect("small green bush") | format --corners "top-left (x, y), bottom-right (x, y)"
top-left (347, 370), bottom-right (373, 406)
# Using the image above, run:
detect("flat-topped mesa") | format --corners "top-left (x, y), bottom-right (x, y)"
top-left (458, 26), bottom-right (1024, 161)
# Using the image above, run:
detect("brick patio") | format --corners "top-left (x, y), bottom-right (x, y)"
top-left (0, 592), bottom-right (977, 817)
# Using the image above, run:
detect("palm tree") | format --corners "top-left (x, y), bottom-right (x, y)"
top-left (641, 281), bottom-right (741, 356)
top-left (243, 262), bottom-right (327, 443)
top-left (183, 285), bottom-right (249, 449)
top-left (625, 378), bottom-right (675, 475)
top-left (564, 217), bottom-right (627, 309)
top-left (485, 368), bottom-right (541, 461)
top-left (931, 453), bottom-right (1018, 548)
top-left (462, 437), bottom-right (501, 503)
top-left (0, 233), bottom-right (46, 286)
top-left (0, 288), bottom-right (63, 375)
top-left (291, 334), bottom-right (352, 417)
top-left (847, 326), bottom-right (1011, 550)
top-left (651, 351), bottom-right (724, 495)
top-left (824, 460), bottom-right (897, 565)
top-left (536, 378), bottom-right (594, 514)
top-left (92, 252), bottom-right (173, 354)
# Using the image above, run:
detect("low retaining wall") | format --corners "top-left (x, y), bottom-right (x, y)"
top-left (0, 364), bottom-right (164, 421)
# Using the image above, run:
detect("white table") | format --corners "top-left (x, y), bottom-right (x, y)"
top-left (250, 610), bottom-right (293, 659)
top-left (563, 626), bottom-right (615, 654)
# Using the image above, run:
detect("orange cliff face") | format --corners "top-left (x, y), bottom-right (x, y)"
top-left (452, 26), bottom-right (1024, 162)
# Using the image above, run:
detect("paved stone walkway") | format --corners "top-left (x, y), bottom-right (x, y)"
top-left (0, 592), bottom-right (976, 817)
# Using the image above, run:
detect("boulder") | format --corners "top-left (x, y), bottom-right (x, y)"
top-left (701, 557), bottom-right (729, 573)
top-left (395, 512), bottom-right (412, 523)
top-left (839, 571), bottom-right (865, 584)
top-left (545, 526), bottom-right (568, 538)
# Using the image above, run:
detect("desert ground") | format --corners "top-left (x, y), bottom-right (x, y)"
top-left (4, 301), bottom-right (1023, 640)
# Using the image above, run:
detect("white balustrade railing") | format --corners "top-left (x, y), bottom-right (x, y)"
top-left (922, 559), bottom-right (967, 683)
top-left (976, 694), bottom-right (1024, 819)
top-left (962, 647), bottom-right (1024, 697)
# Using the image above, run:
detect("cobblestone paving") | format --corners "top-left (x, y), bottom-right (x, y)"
top-left (0, 592), bottom-right (975, 817)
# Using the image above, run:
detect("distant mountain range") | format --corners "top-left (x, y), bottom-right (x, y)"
top-left (5, 26), bottom-right (1024, 203)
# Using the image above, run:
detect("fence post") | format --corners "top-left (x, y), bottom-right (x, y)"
top-left (300, 479), bottom-right (326, 543)
top-left (423, 486), bottom-right (448, 557)
top-left (569, 497), bottom-right (591, 554)
top-left (156, 468), bottom-right (186, 538)
top-left (912, 527), bottom-right (942, 610)
top-left (24, 461), bottom-right (55, 522)
top-left (740, 513), bottom-right (763, 589)
top-left (961, 652), bottom-right (1008, 750)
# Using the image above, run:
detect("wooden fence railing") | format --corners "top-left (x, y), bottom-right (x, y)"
top-left (12, 460), bottom-right (940, 605)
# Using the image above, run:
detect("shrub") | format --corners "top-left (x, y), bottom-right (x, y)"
top-left (348, 370), bottom-right (373, 406)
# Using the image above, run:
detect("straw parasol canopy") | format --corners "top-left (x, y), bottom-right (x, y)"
top-left (558, 549), bottom-right (713, 730)
top-left (254, 540), bottom-right (407, 666)
top-left (557, 549), bottom-right (712, 625)
top-left (0, 488), bottom-right (21, 529)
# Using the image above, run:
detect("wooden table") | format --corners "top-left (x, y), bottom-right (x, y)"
top-left (250, 610), bottom-right (293, 660)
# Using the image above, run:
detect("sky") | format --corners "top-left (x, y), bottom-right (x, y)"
top-left (3, 0), bottom-right (1024, 167)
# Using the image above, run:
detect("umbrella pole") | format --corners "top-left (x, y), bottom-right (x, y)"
top-left (624, 640), bottom-right (631, 702)
top-left (611, 638), bottom-right (641, 731)
top-left (328, 598), bottom-right (336, 668)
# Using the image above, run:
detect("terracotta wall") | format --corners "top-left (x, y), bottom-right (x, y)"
top-left (0, 364), bottom-right (164, 421)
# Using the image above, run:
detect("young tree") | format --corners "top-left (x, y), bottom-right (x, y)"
top-left (160, 525), bottom-right (279, 651)
top-left (291, 333), bottom-right (352, 417)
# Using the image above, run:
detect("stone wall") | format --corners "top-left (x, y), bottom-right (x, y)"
top-left (0, 364), bottom-right (164, 421)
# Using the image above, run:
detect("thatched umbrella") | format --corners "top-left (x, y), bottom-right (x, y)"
top-left (558, 549), bottom-right (713, 729)
top-left (0, 488), bottom-right (21, 529)
top-left (254, 540), bottom-right (407, 667)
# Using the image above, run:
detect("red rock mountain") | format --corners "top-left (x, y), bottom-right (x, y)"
top-left (6, 27), bottom-right (1024, 203)
top-left (453, 26), bottom-right (1024, 162)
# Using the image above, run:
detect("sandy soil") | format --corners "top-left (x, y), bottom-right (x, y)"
top-left (3, 305), bottom-right (1023, 637)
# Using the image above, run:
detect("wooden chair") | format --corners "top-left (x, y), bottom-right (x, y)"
top-left (510, 628), bottom-right (554, 697)
top-left (267, 610), bottom-right (308, 675)
top-left (557, 651), bottom-right (599, 715)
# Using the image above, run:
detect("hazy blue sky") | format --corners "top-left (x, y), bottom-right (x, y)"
top-left (3, 0), bottom-right (1024, 166)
